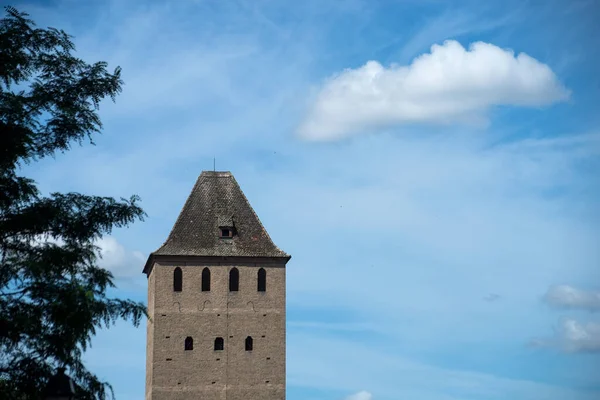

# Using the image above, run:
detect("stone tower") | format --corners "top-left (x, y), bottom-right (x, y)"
top-left (143, 171), bottom-right (290, 400)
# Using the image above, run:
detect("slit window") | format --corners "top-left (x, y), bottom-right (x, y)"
top-left (229, 268), bottom-right (239, 292)
top-left (214, 337), bottom-right (224, 351)
top-left (202, 267), bottom-right (211, 291)
top-left (173, 267), bottom-right (182, 292)
top-left (184, 337), bottom-right (193, 351)
top-left (245, 336), bottom-right (253, 351)
top-left (257, 268), bottom-right (266, 292)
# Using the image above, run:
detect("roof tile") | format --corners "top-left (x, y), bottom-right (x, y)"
top-left (151, 171), bottom-right (289, 258)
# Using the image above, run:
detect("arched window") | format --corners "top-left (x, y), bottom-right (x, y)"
top-left (257, 268), bottom-right (266, 292)
top-left (245, 336), bottom-right (253, 351)
top-left (184, 336), bottom-right (193, 351)
top-left (173, 267), bottom-right (182, 292)
top-left (229, 268), bottom-right (239, 292)
top-left (214, 337), bottom-right (224, 351)
top-left (201, 267), bottom-right (211, 292)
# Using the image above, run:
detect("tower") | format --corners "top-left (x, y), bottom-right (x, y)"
top-left (143, 171), bottom-right (290, 400)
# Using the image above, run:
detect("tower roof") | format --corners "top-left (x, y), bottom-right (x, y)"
top-left (144, 171), bottom-right (289, 272)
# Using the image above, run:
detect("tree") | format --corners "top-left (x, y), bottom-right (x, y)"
top-left (0, 6), bottom-right (146, 399)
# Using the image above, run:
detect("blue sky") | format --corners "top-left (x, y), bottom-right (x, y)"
top-left (14, 0), bottom-right (600, 399)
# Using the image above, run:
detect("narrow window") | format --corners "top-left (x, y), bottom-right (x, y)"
top-left (202, 267), bottom-right (211, 292)
top-left (173, 267), bottom-right (182, 292)
top-left (257, 268), bottom-right (266, 292)
top-left (214, 337), bottom-right (224, 351)
top-left (245, 336), bottom-right (253, 351)
top-left (229, 268), bottom-right (239, 292)
top-left (184, 337), bottom-right (193, 351)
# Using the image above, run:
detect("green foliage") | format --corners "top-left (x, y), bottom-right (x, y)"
top-left (0, 6), bottom-right (147, 399)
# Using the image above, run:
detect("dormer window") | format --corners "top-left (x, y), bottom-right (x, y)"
top-left (218, 215), bottom-right (236, 239)
top-left (220, 227), bottom-right (233, 238)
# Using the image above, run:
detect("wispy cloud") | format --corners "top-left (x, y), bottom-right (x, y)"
top-left (298, 40), bottom-right (569, 141)
top-left (269, 130), bottom-right (599, 354)
top-left (289, 331), bottom-right (600, 400)
top-left (393, 6), bottom-right (522, 63)
top-left (345, 391), bottom-right (373, 400)
top-left (484, 293), bottom-right (502, 302)
top-left (288, 321), bottom-right (382, 334)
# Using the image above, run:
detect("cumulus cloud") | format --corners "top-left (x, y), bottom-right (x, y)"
top-left (345, 391), bottom-right (373, 400)
top-left (531, 319), bottom-right (600, 354)
top-left (543, 285), bottom-right (600, 312)
top-left (299, 40), bottom-right (570, 141)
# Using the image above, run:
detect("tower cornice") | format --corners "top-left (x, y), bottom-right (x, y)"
top-left (143, 254), bottom-right (291, 276)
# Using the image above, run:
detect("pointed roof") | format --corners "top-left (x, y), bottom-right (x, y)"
top-left (144, 171), bottom-right (289, 273)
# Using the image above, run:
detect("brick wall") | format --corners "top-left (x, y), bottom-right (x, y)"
top-left (146, 259), bottom-right (286, 400)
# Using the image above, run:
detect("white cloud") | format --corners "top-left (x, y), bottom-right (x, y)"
top-left (95, 236), bottom-right (146, 279)
top-left (543, 285), bottom-right (600, 312)
top-left (345, 391), bottom-right (373, 400)
top-left (31, 235), bottom-right (145, 279)
top-left (298, 40), bottom-right (570, 141)
top-left (560, 320), bottom-right (600, 353)
top-left (532, 319), bottom-right (600, 354)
